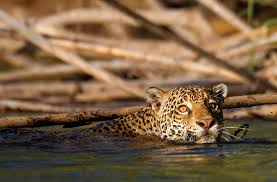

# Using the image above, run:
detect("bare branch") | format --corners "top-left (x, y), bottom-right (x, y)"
top-left (0, 106), bottom-right (142, 128)
top-left (0, 94), bottom-right (277, 128)
top-left (196, 0), bottom-right (251, 32)
top-left (0, 10), bottom-right (145, 98)
top-left (101, 0), bottom-right (277, 91)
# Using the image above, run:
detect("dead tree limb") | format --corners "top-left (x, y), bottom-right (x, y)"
top-left (196, 0), bottom-right (251, 32)
top-left (0, 94), bottom-right (277, 128)
top-left (0, 60), bottom-right (139, 83)
top-left (101, 0), bottom-right (277, 91)
top-left (0, 10), bottom-right (145, 98)
top-left (0, 80), bottom-right (263, 102)
top-left (0, 106), bottom-right (142, 128)
top-left (224, 105), bottom-right (277, 120)
top-left (223, 94), bottom-right (277, 109)
top-left (50, 38), bottom-right (246, 82)
top-left (0, 99), bottom-right (102, 113)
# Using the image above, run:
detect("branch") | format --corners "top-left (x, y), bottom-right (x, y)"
top-left (0, 60), bottom-right (139, 83)
top-left (196, 0), bottom-right (251, 32)
top-left (0, 80), bottom-right (263, 103)
top-left (0, 10), bottom-right (145, 98)
top-left (101, 0), bottom-right (277, 91)
top-left (50, 38), bottom-right (246, 82)
top-left (0, 106), bottom-right (142, 128)
top-left (0, 94), bottom-right (277, 129)
top-left (223, 94), bottom-right (277, 109)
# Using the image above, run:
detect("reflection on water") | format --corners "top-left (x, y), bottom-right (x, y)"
top-left (0, 120), bottom-right (276, 182)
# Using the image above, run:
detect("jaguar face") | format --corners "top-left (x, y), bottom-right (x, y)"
top-left (146, 83), bottom-right (228, 143)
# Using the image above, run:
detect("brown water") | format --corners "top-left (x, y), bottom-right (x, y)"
top-left (0, 120), bottom-right (276, 182)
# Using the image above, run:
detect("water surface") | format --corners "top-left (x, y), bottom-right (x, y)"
top-left (0, 120), bottom-right (276, 182)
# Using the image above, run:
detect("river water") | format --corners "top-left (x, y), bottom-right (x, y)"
top-left (0, 120), bottom-right (276, 182)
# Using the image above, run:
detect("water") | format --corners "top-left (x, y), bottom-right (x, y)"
top-left (0, 120), bottom-right (276, 182)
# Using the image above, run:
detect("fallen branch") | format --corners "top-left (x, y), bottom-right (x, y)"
top-left (34, 8), bottom-right (211, 45)
top-left (1, 53), bottom-right (42, 68)
top-left (0, 79), bottom-right (263, 103)
top-left (0, 99), bottom-right (99, 113)
top-left (223, 94), bottom-right (277, 109)
top-left (101, 0), bottom-right (277, 91)
top-left (196, 0), bottom-right (251, 32)
top-left (50, 38), bottom-right (246, 82)
top-left (224, 105), bottom-right (277, 120)
top-left (0, 10), bottom-right (145, 98)
top-left (0, 60), bottom-right (143, 83)
top-left (0, 94), bottom-right (277, 128)
top-left (0, 106), bottom-right (142, 128)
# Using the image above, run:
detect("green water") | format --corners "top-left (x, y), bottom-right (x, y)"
top-left (0, 120), bottom-right (276, 182)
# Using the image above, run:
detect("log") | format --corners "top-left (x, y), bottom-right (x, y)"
top-left (223, 94), bottom-right (277, 109)
top-left (0, 106), bottom-right (142, 128)
top-left (224, 105), bottom-right (277, 120)
top-left (0, 94), bottom-right (277, 129)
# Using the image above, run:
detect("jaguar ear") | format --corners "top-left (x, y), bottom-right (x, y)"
top-left (146, 87), bottom-right (165, 113)
top-left (212, 83), bottom-right (228, 99)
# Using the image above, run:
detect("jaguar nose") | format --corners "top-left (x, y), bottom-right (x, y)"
top-left (196, 118), bottom-right (215, 129)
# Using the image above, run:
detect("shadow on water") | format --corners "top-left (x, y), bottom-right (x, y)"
top-left (0, 120), bottom-right (276, 181)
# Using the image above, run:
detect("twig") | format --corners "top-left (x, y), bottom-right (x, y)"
top-left (0, 10), bottom-right (145, 98)
top-left (196, 0), bottom-right (251, 32)
top-left (101, 0), bottom-right (277, 91)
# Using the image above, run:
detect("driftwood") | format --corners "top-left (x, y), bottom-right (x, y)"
top-left (0, 32), bottom-right (274, 85)
top-left (0, 99), bottom-right (100, 113)
top-left (102, 0), bottom-right (277, 91)
top-left (0, 80), bottom-right (263, 103)
top-left (32, 9), bottom-right (271, 59)
top-left (50, 38), bottom-right (246, 82)
top-left (0, 1), bottom-right (276, 131)
top-left (224, 105), bottom-right (277, 120)
top-left (0, 94), bottom-right (277, 129)
top-left (223, 94), bottom-right (277, 109)
top-left (196, 0), bottom-right (251, 32)
top-left (0, 106), bottom-right (142, 128)
top-left (0, 60), bottom-right (144, 83)
top-left (0, 10), bottom-right (145, 98)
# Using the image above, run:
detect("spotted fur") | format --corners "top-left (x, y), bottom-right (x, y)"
top-left (90, 83), bottom-right (228, 144)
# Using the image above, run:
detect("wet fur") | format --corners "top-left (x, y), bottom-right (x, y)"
top-left (89, 84), bottom-right (228, 144)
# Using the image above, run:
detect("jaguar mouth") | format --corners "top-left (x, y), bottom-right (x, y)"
top-left (194, 129), bottom-right (221, 144)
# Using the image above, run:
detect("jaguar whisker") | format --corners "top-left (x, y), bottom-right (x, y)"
top-left (221, 131), bottom-right (242, 140)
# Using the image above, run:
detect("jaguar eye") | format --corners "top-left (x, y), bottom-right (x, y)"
top-left (177, 105), bottom-right (190, 115)
top-left (210, 103), bottom-right (219, 111)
